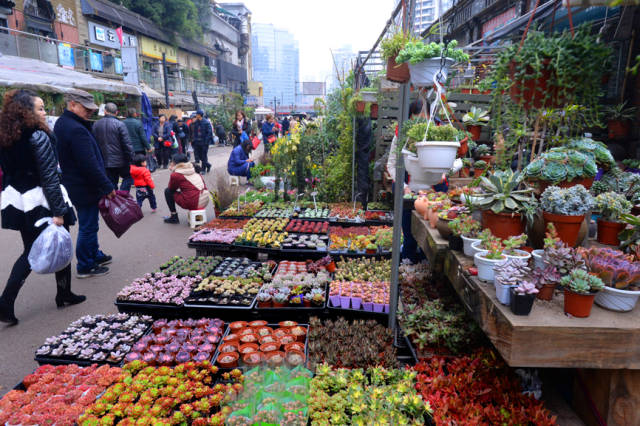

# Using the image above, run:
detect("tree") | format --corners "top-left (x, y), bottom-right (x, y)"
top-left (116, 0), bottom-right (202, 41)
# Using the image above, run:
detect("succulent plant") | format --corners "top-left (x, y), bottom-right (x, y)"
top-left (560, 268), bottom-right (604, 294)
top-left (515, 281), bottom-right (539, 295)
top-left (593, 167), bottom-right (640, 204)
top-left (541, 185), bottom-right (594, 216)
top-left (448, 215), bottom-right (481, 238)
top-left (578, 247), bottom-right (640, 290)
top-left (494, 258), bottom-right (531, 287)
top-left (567, 138), bottom-right (615, 170)
top-left (532, 266), bottom-right (561, 288)
top-left (594, 191), bottom-right (632, 222)
top-left (543, 239), bottom-right (585, 278)
top-left (524, 148), bottom-right (597, 183)
top-left (474, 169), bottom-right (538, 226)
top-left (502, 234), bottom-right (527, 255)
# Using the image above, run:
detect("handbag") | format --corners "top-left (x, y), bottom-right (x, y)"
top-left (98, 190), bottom-right (144, 238)
top-left (147, 154), bottom-right (157, 172)
top-left (267, 134), bottom-right (276, 144)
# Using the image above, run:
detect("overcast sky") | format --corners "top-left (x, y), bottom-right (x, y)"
top-left (240, 0), bottom-right (395, 82)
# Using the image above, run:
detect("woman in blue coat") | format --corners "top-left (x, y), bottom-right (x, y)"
top-left (228, 140), bottom-right (255, 179)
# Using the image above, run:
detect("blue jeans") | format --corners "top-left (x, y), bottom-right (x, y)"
top-left (75, 204), bottom-right (104, 273)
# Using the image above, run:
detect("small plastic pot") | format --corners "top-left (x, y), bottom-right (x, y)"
top-left (239, 343), bottom-right (259, 354)
top-left (564, 289), bottom-right (596, 318)
top-left (273, 328), bottom-right (289, 338)
top-left (329, 295), bottom-right (340, 307)
top-left (350, 297), bottom-right (362, 310)
top-left (255, 326), bottom-right (273, 337)
top-left (238, 333), bottom-right (259, 344)
top-left (219, 343), bottom-right (238, 354)
top-left (217, 351), bottom-right (239, 368)
top-left (289, 326), bottom-right (307, 342)
top-left (265, 351), bottom-right (285, 367)
top-left (257, 300), bottom-right (273, 308)
top-left (259, 335), bottom-right (277, 345)
top-left (249, 320), bottom-right (268, 329)
top-left (285, 349), bottom-right (306, 367)
top-left (260, 342), bottom-right (280, 353)
top-left (285, 342), bottom-right (305, 353)
top-left (278, 334), bottom-right (296, 345)
top-left (242, 351), bottom-right (263, 367)
top-left (340, 296), bottom-right (350, 309)
top-left (237, 327), bottom-right (255, 336)
top-left (363, 302), bottom-right (373, 312)
top-left (278, 321), bottom-right (298, 329)
top-left (373, 303), bottom-right (384, 313)
top-left (229, 321), bottom-right (247, 332)
top-left (326, 261), bottom-right (337, 273)
top-left (510, 288), bottom-right (536, 315)
top-left (223, 333), bottom-right (239, 345)
top-left (537, 283), bottom-right (556, 301)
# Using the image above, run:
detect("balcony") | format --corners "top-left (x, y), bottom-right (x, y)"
top-left (139, 70), bottom-right (227, 96)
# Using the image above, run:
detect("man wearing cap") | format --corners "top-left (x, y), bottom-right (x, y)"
top-left (54, 90), bottom-right (115, 279)
top-left (189, 110), bottom-right (212, 174)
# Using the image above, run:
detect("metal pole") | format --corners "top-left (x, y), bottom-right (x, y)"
top-left (351, 116), bottom-right (356, 202)
top-left (162, 53), bottom-right (170, 108)
top-left (389, 0), bottom-right (415, 330)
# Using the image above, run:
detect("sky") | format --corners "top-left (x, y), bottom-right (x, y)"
top-left (239, 0), bottom-right (396, 82)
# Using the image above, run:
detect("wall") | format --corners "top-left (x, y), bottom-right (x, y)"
top-left (178, 49), bottom-right (205, 71)
top-left (11, 0), bottom-right (79, 44)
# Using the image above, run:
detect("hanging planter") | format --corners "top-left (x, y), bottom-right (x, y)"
top-left (409, 57), bottom-right (455, 87)
top-left (370, 103), bottom-right (379, 119)
top-left (404, 152), bottom-right (445, 190)
top-left (508, 59), bottom-right (556, 110)
top-left (386, 56), bottom-right (410, 83)
top-left (416, 141), bottom-right (460, 172)
top-left (354, 101), bottom-right (366, 113)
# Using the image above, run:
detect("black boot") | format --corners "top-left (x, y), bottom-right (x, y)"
top-left (55, 274), bottom-right (86, 308)
top-left (0, 297), bottom-right (18, 325)
top-left (164, 213), bottom-right (179, 224)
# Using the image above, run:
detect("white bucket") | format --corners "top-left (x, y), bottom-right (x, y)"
top-left (474, 252), bottom-right (506, 282)
top-left (531, 249), bottom-right (545, 270)
top-left (462, 235), bottom-right (480, 257)
top-left (415, 141), bottom-right (460, 172)
top-left (404, 153), bottom-right (444, 186)
top-left (495, 282), bottom-right (514, 305)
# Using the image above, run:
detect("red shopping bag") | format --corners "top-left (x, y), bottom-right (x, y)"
top-left (98, 190), bottom-right (143, 238)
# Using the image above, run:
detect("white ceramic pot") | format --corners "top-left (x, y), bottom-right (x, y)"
top-left (408, 57), bottom-right (455, 87)
top-left (531, 249), bottom-right (545, 270)
top-left (474, 252), bottom-right (506, 282)
top-left (470, 240), bottom-right (485, 265)
top-left (415, 141), bottom-right (461, 172)
top-left (494, 281), bottom-right (514, 305)
top-left (594, 286), bottom-right (640, 312)
top-left (505, 249), bottom-right (532, 262)
top-left (462, 235), bottom-right (481, 257)
top-left (404, 153), bottom-right (444, 187)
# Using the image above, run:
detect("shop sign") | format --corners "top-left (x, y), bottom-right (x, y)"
top-left (140, 36), bottom-right (177, 63)
top-left (482, 7), bottom-right (517, 37)
top-left (115, 57), bottom-right (123, 74)
top-left (57, 43), bottom-right (75, 68)
top-left (88, 21), bottom-right (136, 49)
top-left (90, 51), bottom-right (103, 72)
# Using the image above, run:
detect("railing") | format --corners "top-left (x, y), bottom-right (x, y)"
top-left (140, 70), bottom-right (227, 96)
top-left (0, 26), bottom-right (123, 78)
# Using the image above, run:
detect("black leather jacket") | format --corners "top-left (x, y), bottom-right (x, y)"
top-left (92, 115), bottom-right (134, 168)
top-left (30, 130), bottom-right (68, 217)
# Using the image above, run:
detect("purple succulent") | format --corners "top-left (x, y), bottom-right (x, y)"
top-left (579, 247), bottom-right (640, 290)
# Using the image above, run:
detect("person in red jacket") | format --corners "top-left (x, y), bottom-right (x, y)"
top-left (164, 153), bottom-right (209, 224)
top-left (130, 154), bottom-right (156, 212)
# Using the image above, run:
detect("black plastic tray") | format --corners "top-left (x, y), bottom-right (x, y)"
top-left (213, 323), bottom-right (309, 370)
top-left (184, 293), bottom-right (258, 311)
top-left (115, 300), bottom-right (182, 317)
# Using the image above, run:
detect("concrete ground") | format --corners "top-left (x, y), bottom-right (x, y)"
top-left (0, 145), bottom-right (240, 393)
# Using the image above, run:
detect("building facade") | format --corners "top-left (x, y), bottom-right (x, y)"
top-left (330, 44), bottom-right (355, 92)
top-left (396, 0), bottom-right (453, 35)
top-left (251, 23), bottom-right (299, 109)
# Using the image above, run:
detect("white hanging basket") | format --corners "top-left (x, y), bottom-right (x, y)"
top-left (409, 57), bottom-right (455, 87)
top-left (415, 141), bottom-right (460, 172)
top-left (594, 286), bottom-right (640, 312)
top-left (404, 152), bottom-right (444, 187)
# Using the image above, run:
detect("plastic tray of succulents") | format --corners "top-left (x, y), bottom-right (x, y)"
top-left (212, 323), bottom-right (310, 370)
top-left (183, 289), bottom-right (260, 311)
top-left (114, 300), bottom-right (182, 317)
top-left (252, 284), bottom-right (328, 312)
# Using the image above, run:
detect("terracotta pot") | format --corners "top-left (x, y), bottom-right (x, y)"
top-left (436, 217), bottom-right (452, 239)
top-left (326, 261), bottom-right (336, 273)
top-left (467, 125), bottom-right (482, 141)
top-left (509, 59), bottom-right (555, 109)
top-left (217, 351), bottom-right (239, 368)
top-left (597, 219), bottom-right (625, 246)
top-left (537, 283), bottom-right (556, 301)
top-left (428, 208), bottom-right (438, 228)
top-left (414, 197), bottom-right (430, 218)
top-left (370, 103), bottom-right (378, 119)
top-left (479, 155), bottom-right (494, 164)
top-left (542, 212), bottom-right (585, 247)
top-left (272, 301), bottom-right (287, 307)
top-left (457, 136), bottom-right (469, 156)
top-left (608, 119), bottom-right (630, 140)
top-left (386, 56), bottom-right (410, 83)
top-left (481, 210), bottom-right (525, 239)
top-left (459, 167), bottom-right (470, 178)
top-left (473, 168), bottom-right (486, 178)
top-left (529, 214), bottom-right (588, 249)
top-left (564, 289), bottom-right (596, 318)
top-left (355, 101), bottom-right (366, 113)
top-left (242, 351), bottom-right (263, 367)
top-left (257, 300), bottom-right (272, 308)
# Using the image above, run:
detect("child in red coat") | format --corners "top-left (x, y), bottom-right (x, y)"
top-left (130, 154), bottom-right (157, 212)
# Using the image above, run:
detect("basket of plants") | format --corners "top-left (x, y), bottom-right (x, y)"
top-left (255, 261), bottom-right (330, 309)
top-left (286, 219), bottom-right (329, 234)
top-left (224, 366), bottom-right (313, 426)
top-left (123, 317), bottom-right (225, 365)
top-left (0, 364), bottom-right (124, 425)
top-left (281, 233), bottom-right (329, 251)
top-left (214, 321), bottom-right (309, 369)
top-left (78, 361), bottom-right (244, 425)
top-left (115, 273), bottom-right (201, 313)
top-left (220, 200), bottom-right (264, 218)
top-left (35, 313), bottom-right (153, 366)
top-left (234, 218), bottom-right (289, 249)
top-left (184, 276), bottom-right (263, 309)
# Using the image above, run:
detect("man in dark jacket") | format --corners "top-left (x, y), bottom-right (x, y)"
top-left (215, 122), bottom-right (227, 146)
top-left (124, 108), bottom-right (151, 155)
top-left (281, 116), bottom-right (290, 135)
top-left (93, 103), bottom-right (134, 192)
top-left (55, 90), bottom-right (115, 279)
top-left (190, 110), bottom-right (212, 174)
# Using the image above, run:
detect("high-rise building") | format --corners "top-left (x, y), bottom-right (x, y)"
top-left (330, 45), bottom-right (356, 92)
top-left (251, 23), bottom-right (299, 110)
top-left (396, 0), bottom-right (453, 35)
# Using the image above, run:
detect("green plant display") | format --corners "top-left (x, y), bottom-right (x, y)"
top-left (540, 185), bottom-right (594, 216)
top-left (404, 123), bottom-right (459, 153)
top-left (524, 148), bottom-right (597, 183)
top-left (462, 107), bottom-right (490, 126)
top-left (396, 39), bottom-right (469, 64)
top-left (380, 30), bottom-right (417, 61)
top-left (592, 167), bottom-right (640, 204)
top-left (474, 170), bottom-right (538, 225)
top-left (566, 138), bottom-right (615, 170)
top-left (594, 192), bottom-right (632, 222)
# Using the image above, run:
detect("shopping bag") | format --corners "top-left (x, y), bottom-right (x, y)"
top-left (147, 154), bottom-right (158, 172)
top-left (28, 218), bottom-right (73, 274)
top-left (98, 190), bottom-right (144, 238)
top-left (267, 134), bottom-right (276, 144)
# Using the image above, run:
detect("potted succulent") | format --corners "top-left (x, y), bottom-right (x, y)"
top-left (460, 158), bottom-right (473, 177)
top-left (510, 281), bottom-right (539, 315)
top-left (524, 148), bottom-right (598, 192)
top-left (380, 30), bottom-right (415, 83)
top-left (594, 192), bottom-right (632, 246)
top-left (462, 107), bottom-right (489, 141)
top-left (502, 233), bottom-right (530, 261)
top-left (560, 268), bottom-right (605, 318)
top-left (473, 234), bottom-right (506, 282)
top-left (396, 39), bottom-right (469, 87)
top-left (450, 215), bottom-right (481, 257)
top-left (474, 144), bottom-right (493, 164)
top-left (256, 291), bottom-right (272, 308)
top-left (532, 223), bottom-right (559, 270)
top-left (604, 102), bottom-right (637, 140)
top-left (273, 290), bottom-right (289, 308)
top-left (541, 185), bottom-right (594, 247)
top-left (473, 160), bottom-right (487, 177)
top-left (580, 247), bottom-right (640, 312)
top-left (475, 169), bottom-right (538, 239)
top-left (493, 258), bottom-right (530, 304)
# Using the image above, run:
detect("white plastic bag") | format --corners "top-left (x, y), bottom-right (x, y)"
top-left (28, 218), bottom-right (73, 274)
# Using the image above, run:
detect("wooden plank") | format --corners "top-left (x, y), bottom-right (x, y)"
top-left (411, 211), bottom-right (448, 274)
top-left (443, 248), bottom-right (640, 369)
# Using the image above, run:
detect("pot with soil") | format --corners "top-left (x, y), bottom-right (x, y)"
top-left (543, 212), bottom-right (584, 247)
top-left (595, 286), bottom-right (640, 312)
top-left (474, 251), bottom-right (506, 282)
top-left (596, 219), bottom-right (626, 246)
top-left (537, 283), bottom-right (557, 301)
top-left (436, 217), bottom-right (453, 239)
top-left (482, 210), bottom-right (525, 240)
top-left (386, 56), bottom-right (410, 83)
top-left (510, 288), bottom-right (536, 315)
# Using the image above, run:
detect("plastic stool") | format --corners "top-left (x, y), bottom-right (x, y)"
top-left (229, 175), bottom-right (240, 186)
top-left (188, 209), bottom-right (207, 229)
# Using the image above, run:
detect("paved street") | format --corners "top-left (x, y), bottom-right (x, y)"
top-left (0, 145), bottom-right (239, 393)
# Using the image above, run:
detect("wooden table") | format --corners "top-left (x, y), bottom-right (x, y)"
top-left (411, 211), bottom-right (448, 274)
top-left (411, 216), bottom-right (640, 426)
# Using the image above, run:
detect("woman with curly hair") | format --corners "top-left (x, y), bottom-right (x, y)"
top-left (0, 89), bottom-right (85, 325)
